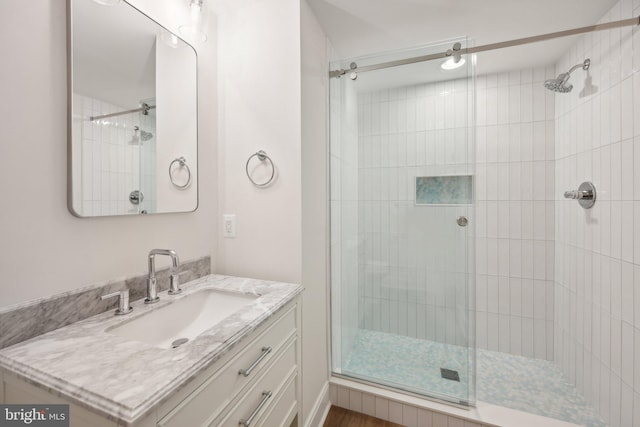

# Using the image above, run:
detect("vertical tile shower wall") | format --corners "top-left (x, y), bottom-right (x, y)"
top-left (356, 80), bottom-right (472, 347)
top-left (356, 67), bottom-right (556, 360)
top-left (476, 69), bottom-right (556, 360)
top-left (554, 0), bottom-right (640, 425)
top-left (76, 94), bottom-right (157, 216)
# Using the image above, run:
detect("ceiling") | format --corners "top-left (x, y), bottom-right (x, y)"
top-left (307, 0), bottom-right (620, 77)
top-left (73, 0), bottom-right (158, 107)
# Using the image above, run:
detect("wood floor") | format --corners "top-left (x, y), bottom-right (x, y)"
top-left (323, 406), bottom-right (404, 427)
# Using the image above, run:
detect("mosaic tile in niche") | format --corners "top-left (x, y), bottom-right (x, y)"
top-left (415, 175), bottom-right (472, 205)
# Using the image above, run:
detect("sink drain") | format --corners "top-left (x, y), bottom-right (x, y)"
top-left (171, 338), bottom-right (189, 348)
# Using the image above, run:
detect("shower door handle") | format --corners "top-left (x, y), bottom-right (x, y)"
top-left (457, 216), bottom-right (468, 227)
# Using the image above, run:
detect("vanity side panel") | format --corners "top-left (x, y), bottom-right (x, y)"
top-left (295, 297), bottom-right (302, 426)
top-left (1, 371), bottom-right (117, 427)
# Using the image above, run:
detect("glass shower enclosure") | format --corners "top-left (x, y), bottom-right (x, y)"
top-left (330, 38), bottom-right (476, 405)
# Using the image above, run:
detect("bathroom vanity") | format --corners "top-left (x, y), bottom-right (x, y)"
top-left (0, 275), bottom-right (303, 427)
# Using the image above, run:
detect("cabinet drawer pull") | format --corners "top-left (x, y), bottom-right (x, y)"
top-left (238, 346), bottom-right (272, 377)
top-left (239, 390), bottom-right (272, 427)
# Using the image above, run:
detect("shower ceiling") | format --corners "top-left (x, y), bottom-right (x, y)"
top-left (309, 0), bottom-right (619, 75)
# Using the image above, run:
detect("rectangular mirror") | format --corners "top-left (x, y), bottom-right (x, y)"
top-left (68, 0), bottom-right (198, 217)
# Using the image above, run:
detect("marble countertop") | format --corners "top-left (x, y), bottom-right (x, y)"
top-left (0, 274), bottom-right (303, 425)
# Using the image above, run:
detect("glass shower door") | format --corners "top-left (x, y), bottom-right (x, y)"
top-left (330, 39), bottom-right (475, 405)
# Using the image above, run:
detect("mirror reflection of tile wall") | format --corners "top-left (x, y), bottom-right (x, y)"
top-left (74, 94), bottom-right (156, 216)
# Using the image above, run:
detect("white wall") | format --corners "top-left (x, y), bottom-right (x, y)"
top-left (155, 40), bottom-right (198, 212)
top-left (0, 1), bottom-right (216, 308)
top-left (301, 0), bottom-right (331, 423)
top-left (216, 0), bottom-right (302, 284)
top-left (554, 0), bottom-right (640, 425)
top-left (217, 1), bottom-right (332, 425)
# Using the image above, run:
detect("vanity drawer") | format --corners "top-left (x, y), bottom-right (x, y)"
top-left (158, 307), bottom-right (296, 427)
top-left (255, 374), bottom-right (297, 427)
top-left (214, 340), bottom-right (297, 427)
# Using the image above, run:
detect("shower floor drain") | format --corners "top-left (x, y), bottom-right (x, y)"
top-left (171, 338), bottom-right (189, 348)
top-left (440, 368), bottom-right (460, 382)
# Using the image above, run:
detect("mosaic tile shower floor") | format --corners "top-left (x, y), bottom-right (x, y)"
top-left (342, 329), bottom-right (606, 427)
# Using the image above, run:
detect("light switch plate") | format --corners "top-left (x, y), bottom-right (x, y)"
top-left (223, 214), bottom-right (236, 238)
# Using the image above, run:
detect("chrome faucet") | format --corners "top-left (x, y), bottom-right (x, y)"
top-left (145, 249), bottom-right (181, 304)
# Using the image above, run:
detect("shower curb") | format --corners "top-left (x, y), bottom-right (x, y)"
top-left (329, 376), bottom-right (583, 427)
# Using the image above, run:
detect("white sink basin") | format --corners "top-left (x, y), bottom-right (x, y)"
top-left (107, 289), bottom-right (259, 348)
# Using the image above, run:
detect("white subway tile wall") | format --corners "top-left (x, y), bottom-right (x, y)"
top-left (554, 0), bottom-right (640, 425)
top-left (476, 68), bottom-right (556, 360)
top-left (355, 68), bottom-right (555, 359)
top-left (74, 94), bottom-right (156, 216)
top-left (356, 80), bottom-right (473, 348)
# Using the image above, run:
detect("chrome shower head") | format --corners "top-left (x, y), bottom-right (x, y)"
top-left (129, 126), bottom-right (153, 144)
top-left (544, 58), bottom-right (590, 93)
top-left (544, 73), bottom-right (573, 93)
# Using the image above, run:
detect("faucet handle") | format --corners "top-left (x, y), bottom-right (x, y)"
top-left (100, 290), bottom-right (133, 315)
top-left (168, 273), bottom-right (182, 295)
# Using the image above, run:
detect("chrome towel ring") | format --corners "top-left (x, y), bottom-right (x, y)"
top-left (169, 157), bottom-right (192, 189)
top-left (246, 150), bottom-right (275, 187)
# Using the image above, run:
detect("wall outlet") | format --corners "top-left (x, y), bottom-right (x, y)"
top-left (223, 214), bottom-right (236, 238)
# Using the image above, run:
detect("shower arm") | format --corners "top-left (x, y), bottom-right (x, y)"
top-left (330, 16), bottom-right (638, 78)
top-left (566, 59), bottom-right (591, 75)
top-left (89, 103), bottom-right (156, 122)
top-left (567, 64), bottom-right (583, 74)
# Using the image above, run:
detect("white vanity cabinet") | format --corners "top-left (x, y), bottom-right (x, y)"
top-left (156, 301), bottom-right (301, 427)
top-left (0, 299), bottom-right (301, 427)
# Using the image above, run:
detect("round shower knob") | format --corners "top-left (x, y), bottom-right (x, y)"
top-left (129, 190), bottom-right (144, 205)
top-left (563, 181), bottom-right (596, 209)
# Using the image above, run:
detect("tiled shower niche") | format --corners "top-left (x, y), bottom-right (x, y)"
top-left (415, 175), bottom-right (473, 205)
